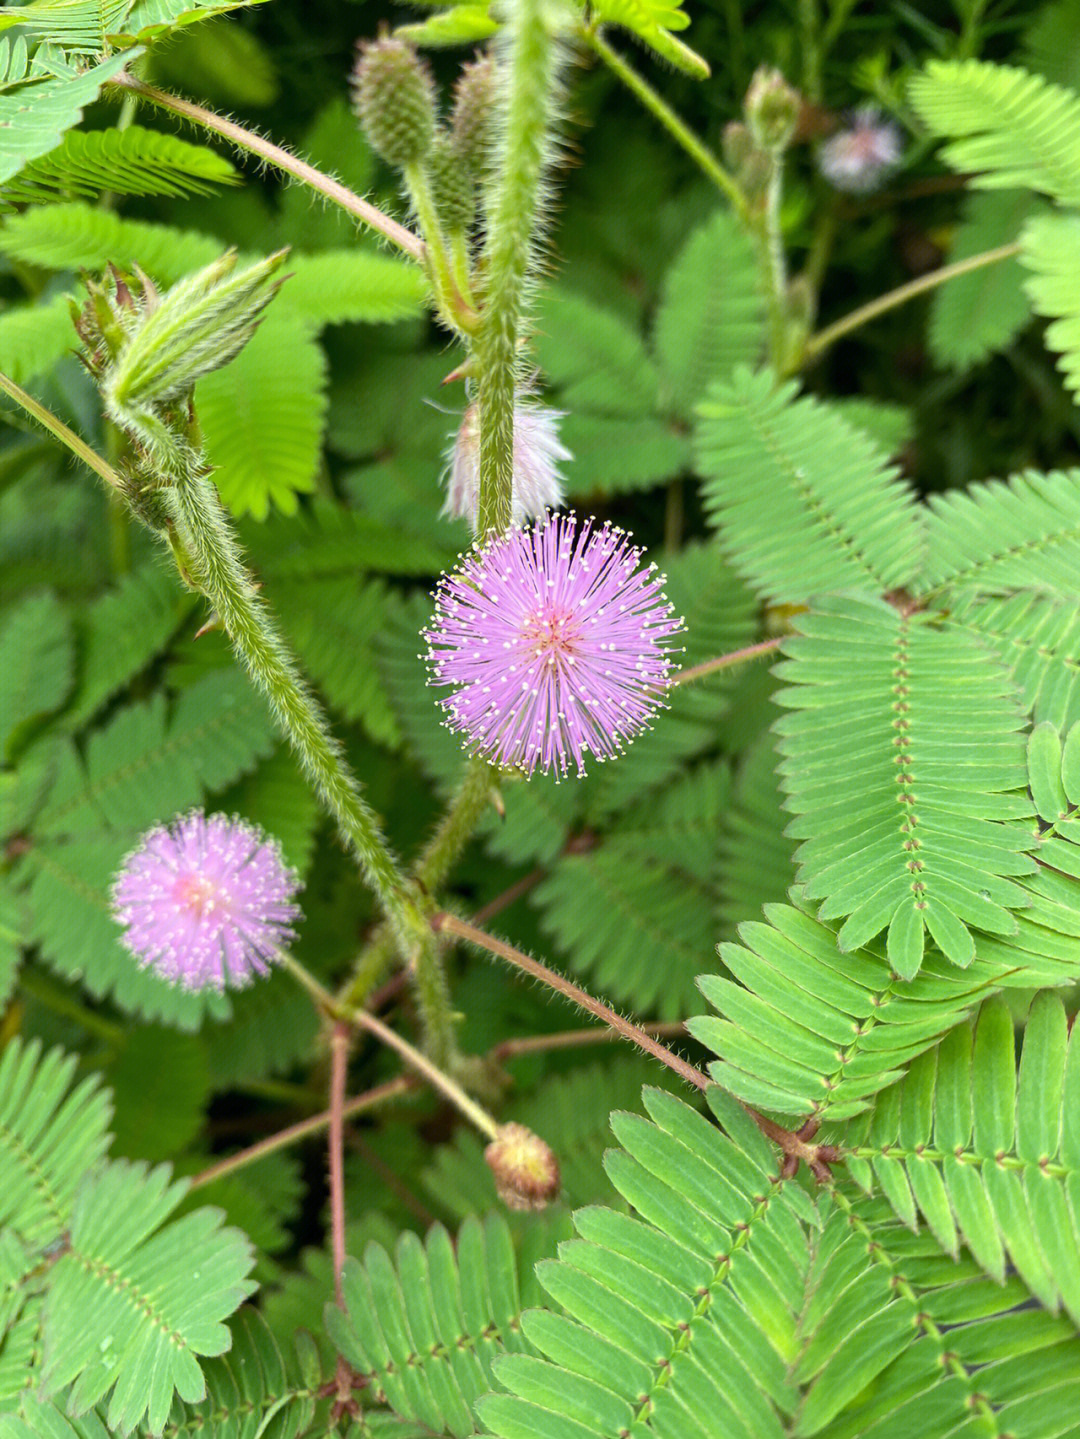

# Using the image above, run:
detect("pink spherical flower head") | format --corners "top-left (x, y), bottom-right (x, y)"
top-left (818, 106), bottom-right (902, 194)
top-left (112, 810), bottom-right (301, 991)
top-left (424, 511), bottom-right (684, 778)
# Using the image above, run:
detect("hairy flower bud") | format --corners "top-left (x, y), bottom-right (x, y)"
top-left (485, 1123), bottom-right (560, 1211)
top-left (451, 53), bottom-right (497, 174)
top-left (351, 37), bottom-right (436, 169)
top-left (104, 249), bottom-right (287, 415)
top-left (745, 66), bottom-right (800, 151)
top-left (429, 132), bottom-right (475, 234)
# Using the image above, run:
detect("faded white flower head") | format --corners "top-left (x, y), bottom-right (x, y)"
top-left (443, 397), bottom-right (571, 531)
top-left (818, 106), bottom-right (902, 194)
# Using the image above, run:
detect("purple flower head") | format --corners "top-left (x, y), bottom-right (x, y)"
top-left (112, 810), bottom-right (301, 991)
top-left (423, 512), bottom-right (684, 778)
top-left (444, 398), bottom-right (571, 531)
top-left (818, 106), bottom-right (902, 194)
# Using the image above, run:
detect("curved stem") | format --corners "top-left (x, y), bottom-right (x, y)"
top-left (580, 26), bottom-right (748, 222)
top-left (404, 163), bottom-right (478, 335)
top-left (802, 241), bottom-right (1022, 365)
top-left (107, 73), bottom-right (425, 266)
top-left (674, 636), bottom-right (783, 687)
top-left (161, 473), bottom-right (419, 934)
top-left (0, 371), bottom-right (125, 494)
top-left (434, 911), bottom-right (710, 1092)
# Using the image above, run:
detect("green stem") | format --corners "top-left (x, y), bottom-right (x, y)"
top-left (107, 73), bottom-right (425, 265)
top-left (760, 152), bottom-right (790, 371)
top-left (450, 231), bottom-right (476, 311)
top-left (161, 472), bottom-right (419, 937)
top-left (0, 370), bottom-right (125, 494)
top-left (580, 25), bottom-right (749, 221)
top-left (802, 241), bottom-right (1022, 365)
top-left (352, 1005), bottom-right (500, 1140)
top-left (338, 758), bottom-right (499, 1011)
top-left (475, 0), bottom-right (558, 536)
top-left (405, 163), bottom-right (478, 336)
top-left (674, 636), bottom-right (783, 687)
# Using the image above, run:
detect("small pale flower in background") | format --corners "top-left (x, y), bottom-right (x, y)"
top-left (424, 511), bottom-right (684, 778)
top-left (818, 106), bottom-right (902, 194)
top-left (444, 398), bottom-right (571, 530)
top-left (112, 810), bottom-right (301, 991)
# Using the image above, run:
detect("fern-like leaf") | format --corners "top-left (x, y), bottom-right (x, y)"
top-left (0, 49), bottom-right (133, 184)
top-left (282, 251), bottom-right (428, 328)
top-left (0, 203), bottom-right (221, 281)
top-left (535, 291), bottom-right (658, 419)
top-left (775, 594), bottom-right (1036, 972)
top-left (246, 499), bottom-right (454, 580)
top-left (929, 189), bottom-right (1036, 371)
top-left (1, 126), bottom-right (237, 207)
top-left (590, 0), bottom-right (709, 78)
top-left (908, 58), bottom-right (1080, 205)
top-left (0, 592), bottom-right (73, 764)
top-left (652, 209), bottom-right (764, 418)
top-left (950, 589), bottom-right (1080, 731)
top-left (196, 313), bottom-right (327, 519)
top-left (688, 900), bottom-right (1080, 1122)
top-left (694, 368), bottom-right (925, 604)
top-left (841, 993), bottom-right (1080, 1327)
top-left (396, 3), bottom-right (498, 47)
top-left (1022, 210), bottom-right (1080, 398)
top-left (918, 467), bottom-right (1080, 594)
top-left (327, 1214), bottom-right (530, 1438)
top-left (0, 295), bottom-right (78, 385)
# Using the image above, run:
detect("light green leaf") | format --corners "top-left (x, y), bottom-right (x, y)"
top-left (0, 591), bottom-right (73, 763)
top-left (591, 0), bottom-right (709, 77)
top-left (0, 51), bottom-right (134, 184)
top-left (396, 3), bottom-right (498, 46)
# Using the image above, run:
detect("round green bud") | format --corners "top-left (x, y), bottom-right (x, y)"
top-left (451, 53), bottom-right (497, 175)
top-left (745, 65), bottom-right (800, 152)
top-left (428, 132), bottom-right (475, 233)
top-left (351, 37), bottom-right (436, 169)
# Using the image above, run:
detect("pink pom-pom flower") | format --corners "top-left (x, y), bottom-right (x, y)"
top-left (112, 810), bottom-right (301, 991)
top-left (444, 398), bottom-right (571, 531)
top-left (423, 511), bottom-right (684, 778)
top-left (818, 106), bottom-right (902, 194)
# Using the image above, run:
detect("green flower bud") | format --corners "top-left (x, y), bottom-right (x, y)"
top-left (745, 65), bottom-right (800, 152)
top-left (428, 131), bottom-right (475, 233)
top-left (351, 36), bottom-right (436, 169)
top-left (105, 250), bottom-right (287, 415)
top-left (451, 52), bottom-right (497, 174)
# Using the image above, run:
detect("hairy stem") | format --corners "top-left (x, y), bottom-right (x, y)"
top-left (434, 912), bottom-right (710, 1091)
top-left (189, 1077), bottom-right (412, 1189)
top-left (803, 241), bottom-right (1022, 364)
top-left (492, 1020), bottom-right (687, 1063)
top-left (328, 1022), bottom-right (350, 1307)
top-left (581, 26), bottom-right (748, 220)
top-left (760, 153), bottom-right (790, 370)
top-left (107, 73), bottom-right (424, 265)
top-left (674, 636), bottom-right (783, 687)
top-left (352, 1007), bottom-right (500, 1140)
top-left (161, 473), bottom-right (419, 934)
top-left (475, 0), bottom-right (557, 535)
top-left (404, 163), bottom-right (478, 335)
top-left (0, 370), bottom-right (125, 494)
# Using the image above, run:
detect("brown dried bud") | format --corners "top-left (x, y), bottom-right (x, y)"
top-left (485, 1123), bottom-right (560, 1211)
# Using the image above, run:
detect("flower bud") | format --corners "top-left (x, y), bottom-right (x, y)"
top-left (429, 132), bottom-right (475, 234)
top-left (451, 53), bottom-right (497, 175)
top-left (351, 37), bottom-right (436, 169)
top-left (745, 66), bottom-right (800, 152)
top-left (105, 249), bottom-right (287, 414)
top-left (485, 1123), bottom-right (560, 1211)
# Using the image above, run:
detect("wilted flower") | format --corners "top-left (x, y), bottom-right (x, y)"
top-left (444, 398), bottom-right (571, 530)
top-left (423, 511), bottom-right (683, 778)
top-left (112, 810), bottom-right (301, 991)
top-left (818, 106), bottom-right (902, 194)
top-left (485, 1123), bottom-right (560, 1211)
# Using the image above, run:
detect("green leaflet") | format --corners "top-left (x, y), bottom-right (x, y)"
top-left (717, 733), bottom-right (796, 935)
top-left (0, 1039), bottom-right (255, 1435)
top-left (909, 58), bottom-right (1080, 205)
top-left (843, 994), bottom-right (1080, 1327)
top-left (0, 592), bottom-right (73, 764)
top-left (688, 900), bottom-right (1080, 1122)
top-left (0, 47), bottom-right (134, 185)
top-left (0, 126), bottom-right (238, 206)
top-left (929, 189), bottom-right (1036, 371)
top-left (1022, 210), bottom-right (1080, 398)
top-left (919, 467), bottom-right (1080, 594)
top-left (694, 368), bottom-right (925, 604)
top-left (0, 295), bottom-right (81, 387)
top-left (774, 594), bottom-right (1037, 973)
top-left (947, 590), bottom-right (1080, 732)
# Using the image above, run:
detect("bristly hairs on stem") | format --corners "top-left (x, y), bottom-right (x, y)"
top-left (474, 0), bottom-right (567, 536)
